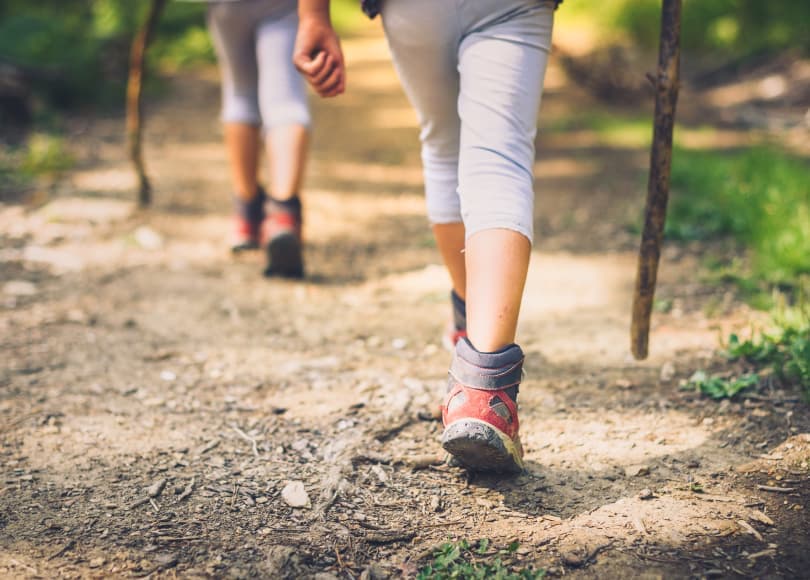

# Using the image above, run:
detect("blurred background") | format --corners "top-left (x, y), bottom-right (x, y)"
top-left (1, 0), bottom-right (807, 300)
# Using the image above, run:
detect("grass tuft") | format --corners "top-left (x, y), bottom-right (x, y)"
top-left (417, 540), bottom-right (544, 580)
top-left (687, 284), bottom-right (810, 402)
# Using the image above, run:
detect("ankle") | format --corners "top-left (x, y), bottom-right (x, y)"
top-left (268, 194), bottom-right (301, 214)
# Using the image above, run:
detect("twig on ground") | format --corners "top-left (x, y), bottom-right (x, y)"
top-left (737, 519), bottom-right (763, 541)
top-left (231, 424), bottom-right (259, 457)
top-left (365, 530), bottom-right (416, 545)
top-left (195, 438), bottom-right (220, 456)
top-left (757, 485), bottom-right (795, 493)
top-left (48, 539), bottom-right (76, 560)
top-left (374, 417), bottom-right (415, 442)
top-left (177, 477), bottom-right (195, 502)
top-left (2, 409), bottom-right (44, 433)
top-left (129, 497), bottom-right (151, 510)
top-left (402, 454), bottom-right (443, 470)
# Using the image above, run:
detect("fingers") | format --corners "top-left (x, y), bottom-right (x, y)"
top-left (315, 60), bottom-right (344, 97)
top-left (310, 52), bottom-right (336, 86)
top-left (298, 50), bottom-right (344, 97)
top-left (294, 49), bottom-right (327, 77)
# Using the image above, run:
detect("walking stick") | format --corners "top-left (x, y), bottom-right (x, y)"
top-left (126, 0), bottom-right (167, 208)
top-left (630, 0), bottom-right (682, 360)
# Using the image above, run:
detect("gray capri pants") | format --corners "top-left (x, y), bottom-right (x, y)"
top-left (207, 0), bottom-right (310, 128)
top-left (381, 0), bottom-right (554, 242)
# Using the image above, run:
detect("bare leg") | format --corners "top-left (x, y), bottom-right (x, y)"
top-left (433, 222), bottom-right (467, 300)
top-left (266, 124), bottom-right (309, 200)
top-left (224, 122), bottom-right (261, 200)
top-left (465, 228), bottom-right (531, 352)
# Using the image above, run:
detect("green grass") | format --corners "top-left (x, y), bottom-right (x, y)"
top-left (667, 146), bottom-right (810, 291)
top-left (726, 290), bottom-right (810, 399)
top-left (685, 370), bottom-right (759, 400)
top-left (417, 540), bottom-right (544, 580)
top-left (686, 287), bottom-right (810, 401)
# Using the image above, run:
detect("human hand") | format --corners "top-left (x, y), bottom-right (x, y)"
top-left (293, 13), bottom-right (345, 98)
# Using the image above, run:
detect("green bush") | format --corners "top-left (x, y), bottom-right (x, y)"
top-left (561, 0), bottom-right (810, 57)
top-left (727, 289), bottom-right (810, 398)
top-left (0, 1), bottom-right (211, 106)
top-left (667, 146), bottom-right (810, 289)
top-left (20, 133), bottom-right (74, 177)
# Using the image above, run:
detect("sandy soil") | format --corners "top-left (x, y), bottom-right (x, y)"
top-left (1, 28), bottom-right (809, 579)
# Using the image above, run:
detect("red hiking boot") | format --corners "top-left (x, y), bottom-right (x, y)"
top-left (231, 187), bottom-right (266, 253)
top-left (440, 338), bottom-right (525, 473)
top-left (262, 196), bottom-right (304, 279)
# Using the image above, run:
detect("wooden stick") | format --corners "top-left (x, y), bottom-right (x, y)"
top-left (631, 0), bottom-right (682, 360)
top-left (126, 0), bottom-right (167, 208)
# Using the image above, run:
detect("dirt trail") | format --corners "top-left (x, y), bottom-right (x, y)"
top-left (2, 30), bottom-right (809, 579)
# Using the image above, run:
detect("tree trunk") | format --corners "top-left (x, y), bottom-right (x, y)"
top-left (630, 0), bottom-right (682, 360)
top-left (126, 0), bottom-right (167, 208)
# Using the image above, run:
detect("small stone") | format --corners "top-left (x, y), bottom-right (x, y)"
top-left (89, 557), bottom-right (106, 568)
top-left (281, 481), bottom-right (310, 508)
top-left (660, 361), bottom-right (676, 382)
top-left (134, 226), bottom-right (163, 250)
top-left (160, 370), bottom-right (176, 382)
top-left (614, 379), bottom-right (633, 389)
top-left (291, 439), bottom-right (309, 452)
top-left (3, 280), bottom-right (37, 296)
top-left (371, 465), bottom-right (388, 484)
top-left (391, 338), bottom-right (408, 350)
top-left (638, 488), bottom-right (655, 500)
top-left (154, 553), bottom-right (178, 569)
top-left (624, 464), bottom-right (650, 478)
top-left (66, 309), bottom-right (89, 323)
top-left (147, 478), bottom-right (167, 498)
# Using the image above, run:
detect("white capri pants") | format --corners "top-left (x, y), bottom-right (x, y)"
top-left (207, 0), bottom-right (310, 128)
top-left (381, 0), bottom-right (554, 242)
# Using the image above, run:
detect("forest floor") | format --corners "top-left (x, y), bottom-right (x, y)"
top-left (1, 26), bottom-right (809, 579)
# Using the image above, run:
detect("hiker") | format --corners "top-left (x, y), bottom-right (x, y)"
top-left (207, 0), bottom-right (310, 278)
top-left (294, 0), bottom-right (560, 472)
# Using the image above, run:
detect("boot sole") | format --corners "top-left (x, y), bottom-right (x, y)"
top-left (441, 418), bottom-right (524, 474)
top-left (264, 233), bottom-right (304, 279)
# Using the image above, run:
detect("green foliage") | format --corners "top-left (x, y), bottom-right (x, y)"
top-left (20, 133), bottom-right (74, 177)
top-left (726, 291), bottom-right (810, 398)
top-left (561, 0), bottom-right (810, 57)
top-left (0, 1), bottom-right (212, 106)
top-left (417, 540), bottom-right (544, 580)
top-left (667, 146), bottom-right (810, 290)
top-left (331, 0), bottom-right (369, 35)
top-left (0, 0), bottom-right (366, 109)
top-left (685, 370), bottom-right (759, 400)
top-left (687, 287), bottom-right (810, 401)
